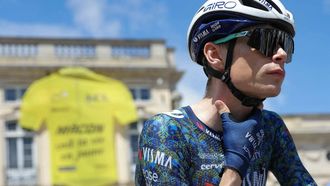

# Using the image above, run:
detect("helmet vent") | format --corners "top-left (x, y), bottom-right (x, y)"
top-left (241, 0), bottom-right (268, 11)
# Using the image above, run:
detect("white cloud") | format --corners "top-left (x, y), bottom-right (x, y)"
top-left (122, 0), bottom-right (168, 30)
top-left (66, 0), bottom-right (122, 37)
top-left (67, 0), bottom-right (106, 31)
top-left (65, 0), bottom-right (168, 37)
top-left (0, 0), bottom-right (169, 39)
top-left (0, 19), bottom-right (82, 37)
top-left (111, 0), bottom-right (167, 22)
top-left (324, 0), bottom-right (330, 13)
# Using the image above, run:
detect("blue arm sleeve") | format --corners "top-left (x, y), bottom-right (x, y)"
top-left (135, 114), bottom-right (190, 186)
top-left (269, 112), bottom-right (316, 185)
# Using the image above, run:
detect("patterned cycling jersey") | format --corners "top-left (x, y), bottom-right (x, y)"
top-left (135, 106), bottom-right (316, 186)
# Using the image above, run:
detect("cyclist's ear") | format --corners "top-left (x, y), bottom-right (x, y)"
top-left (203, 42), bottom-right (226, 72)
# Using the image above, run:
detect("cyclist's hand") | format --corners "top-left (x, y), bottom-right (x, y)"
top-left (215, 100), bottom-right (265, 179)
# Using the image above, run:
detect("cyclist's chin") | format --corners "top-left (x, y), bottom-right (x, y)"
top-left (266, 90), bottom-right (281, 98)
top-left (246, 84), bottom-right (282, 99)
top-left (261, 85), bottom-right (282, 98)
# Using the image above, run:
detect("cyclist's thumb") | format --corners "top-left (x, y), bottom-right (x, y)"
top-left (215, 100), bottom-right (230, 115)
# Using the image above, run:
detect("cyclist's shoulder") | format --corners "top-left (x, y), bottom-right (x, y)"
top-left (142, 107), bottom-right (190, 134)
top-left (262, 109), bottom-right (286, 128)
top-left (262, 109), bottom-right (283, 121)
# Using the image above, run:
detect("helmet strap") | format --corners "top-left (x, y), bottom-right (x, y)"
top-left (203, 39), bottom-right (265, 107)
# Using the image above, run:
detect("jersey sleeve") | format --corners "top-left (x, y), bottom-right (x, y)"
top-left (111, 82), bottom-right (138, 125)
top-left (19, 77), bottom-right (51, 131)
top-left (268, 112), bottom-right (316, 185)
top-left (135, 114), bottom-right (190, 186)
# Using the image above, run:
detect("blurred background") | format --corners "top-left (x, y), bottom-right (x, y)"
top-left (0, 0), bottom-right (329, 185)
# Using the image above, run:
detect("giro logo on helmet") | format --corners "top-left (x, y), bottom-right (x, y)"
top-left (203, 1), bottom-right (237, 12)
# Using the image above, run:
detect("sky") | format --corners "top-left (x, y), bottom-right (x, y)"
top-left (0, 0), bottom-right (329, 115)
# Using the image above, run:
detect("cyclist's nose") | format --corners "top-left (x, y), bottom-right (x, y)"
top-left (272, 47), bottom-right (287, 66)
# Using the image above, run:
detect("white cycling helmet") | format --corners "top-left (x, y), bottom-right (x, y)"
top-left (187, 0), bottom-right (295, 65)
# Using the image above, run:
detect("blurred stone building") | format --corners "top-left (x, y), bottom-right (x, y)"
top-left (0, 37), bottom-right (329, 186)
top-left (0, 37), bottom-right (183, 186)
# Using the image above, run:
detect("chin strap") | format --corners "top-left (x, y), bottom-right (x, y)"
top-left (203, 39), bottom-right (265, 107)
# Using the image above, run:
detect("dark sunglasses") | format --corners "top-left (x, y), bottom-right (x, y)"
top-left (213, 28), bottom-right (294, 63)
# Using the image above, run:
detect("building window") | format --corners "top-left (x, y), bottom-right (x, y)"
top-left (130, 88), bottom-right (137, 100)
top-left (111, 45), bottom-right (150, 58)
top-left (5, 120), bottom-right (37, 185)
top-left (130, 134), bottom-right (139, 165)
top-left (55, 44), bottom-right (96, 58)
top-left (0, 43), bottom-right (38, 57)
top-left (327, 151), bottom-right (330, 161)
top-left (6, 137), bottom-right (33, 169)
top-left (140, 88), bottom-right (151, 100)
top-left (6, 120), bottom-right (17, 131)
top-left (129, 87), bottom-right (151, 101)
top-left (128, 120), bottom-right (144, 178)
top-left (4, 87), bottom-right (27, 101)
top-left (7, 138), bottom-right (18, 168)
top-left (23, 138), bottom-right (33, 168)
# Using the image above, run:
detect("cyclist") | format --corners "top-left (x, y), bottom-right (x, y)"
top-left (135, 0), bottom-right (316, 185)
